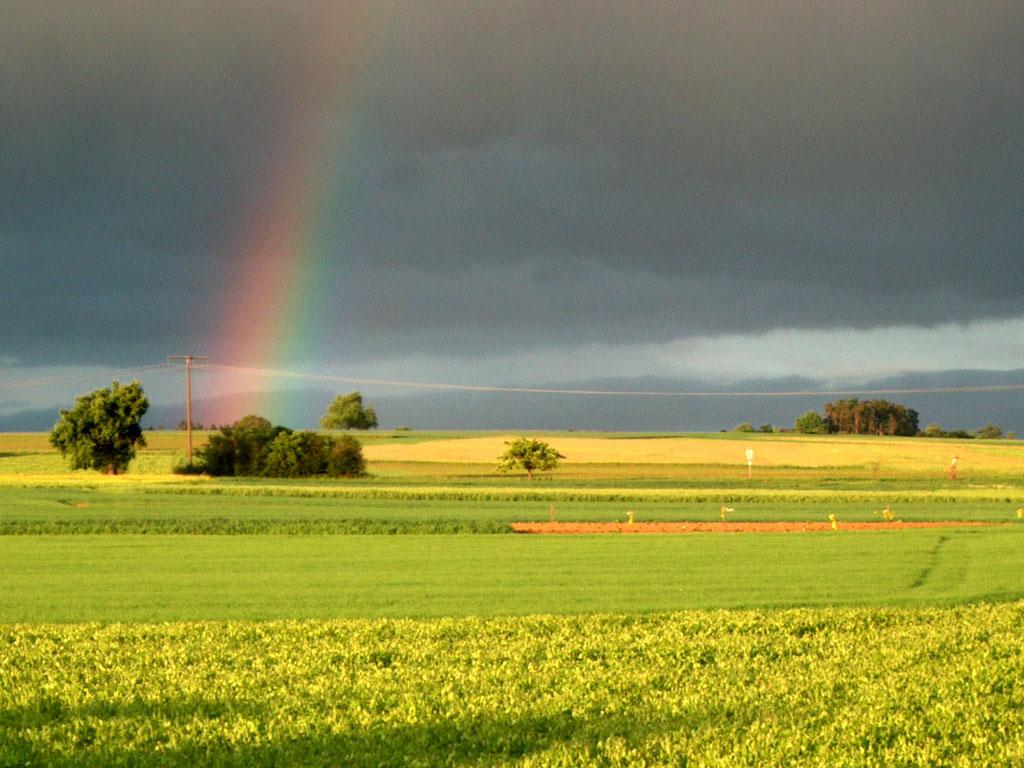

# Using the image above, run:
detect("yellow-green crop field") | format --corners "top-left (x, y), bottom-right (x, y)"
top-left (2, 430), bottom-right (1023, 765)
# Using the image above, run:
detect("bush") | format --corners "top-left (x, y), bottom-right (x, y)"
top-left (327, 435), bottom-right (367, 477)
top-left (263, 432), bottom-right (329, 478)
top-left (917, 424), bottom-right (975, 440)
top-left (194, 415), bottom-right (285, 477)
top-left (975, 423), bottom-right (1004, 440)
top-left (733, 423), bottom-right (755, 433)
top-left (186, 415), bottom-right (366, 478)
top-left (794, 411), bottom-right (829, 434)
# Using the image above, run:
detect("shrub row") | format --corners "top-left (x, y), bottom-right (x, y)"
top-left (178, 415), bottom-right (365, 478)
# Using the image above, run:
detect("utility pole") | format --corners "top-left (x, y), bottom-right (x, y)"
top-left (167, 355), bottom-right (208, 464)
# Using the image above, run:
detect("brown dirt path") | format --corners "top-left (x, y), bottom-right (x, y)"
top-left (510, 521), bottom-right (1005, 534)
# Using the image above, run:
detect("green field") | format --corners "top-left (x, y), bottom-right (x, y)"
top-left (2, 430), bottom-right (1024, 765)
top-left (4, 604), bottom-right (1022, 767)
top-left (1, 529), bottom-right (1022, 622)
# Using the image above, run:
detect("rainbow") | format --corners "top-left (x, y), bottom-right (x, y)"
top-left (206, 9), bottom-right (387, 426)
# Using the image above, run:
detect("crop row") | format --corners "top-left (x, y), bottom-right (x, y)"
top-left (3, 473), bottom-right (1023, 504)
top-left (2, 603), bottom-right (1022, 766)
top-left (0, 518), bottom-right (513, 535)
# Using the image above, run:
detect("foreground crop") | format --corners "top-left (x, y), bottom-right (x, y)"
top-left (2, 604), bottom-right (1022, 766)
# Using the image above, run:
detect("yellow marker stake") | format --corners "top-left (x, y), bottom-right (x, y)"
top-left (627, 510), bottom-right (635, 525)
top-left (828, 513), bottom-right (837, 531)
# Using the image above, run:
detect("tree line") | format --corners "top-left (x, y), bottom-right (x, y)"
top-left (790, 399), bottom-right (1010, 438)
top-left (49, 382), bottom-right (374, 477)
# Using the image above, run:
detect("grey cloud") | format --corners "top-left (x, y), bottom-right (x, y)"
top-left (2, 2), bottom-right (1022, 367)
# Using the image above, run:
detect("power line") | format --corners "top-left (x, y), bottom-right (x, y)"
top-left (195, 362), bottom-right (1024, 398)
top-left (0, 363), bottom-right (177, 392)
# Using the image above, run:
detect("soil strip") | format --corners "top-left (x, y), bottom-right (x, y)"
top-left (510, 521), bottom-right (1004, 534)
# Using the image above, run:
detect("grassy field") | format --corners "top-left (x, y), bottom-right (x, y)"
top-left (4, 428), bottom-right (1024, 480)
top-left (1, 529), bottom-right (1022, 622)
top-left (2, 429), bottom-right (1023, 764)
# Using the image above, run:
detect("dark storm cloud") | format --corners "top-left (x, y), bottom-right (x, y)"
top-left (2, 1), bottom-right (1022, 366)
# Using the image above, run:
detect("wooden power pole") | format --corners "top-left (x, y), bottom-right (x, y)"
top-left (167, 355), bottom-right (208, 464)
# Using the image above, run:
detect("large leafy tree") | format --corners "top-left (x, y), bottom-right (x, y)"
top-left (49, 381), bottom-right (149, 474)
top-left (320, 392), bottom-right (378, 430)
top-left (497, 438), bottom-right (565, 480)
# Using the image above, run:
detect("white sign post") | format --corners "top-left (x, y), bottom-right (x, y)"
top-left (745, 448), bottom-right (754, 479)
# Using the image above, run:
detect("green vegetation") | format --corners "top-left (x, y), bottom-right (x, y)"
top-left (3, 604), bottom-right (1022, 766)
top-left (2, 428), bottom-right (1023, 763)
top-left (321, 391), bottom-right (378, 430)
top-left (1, 487), bottom-right (1022, 536)
top-left (794, 410), bottom-right (829, 434)
top-left (49, 381), bottom-right (148, 474)
top-left (496, 437), bottom-right (565, 479)
top-left (191, 416), bottom-right (365, 477)
top-left (1, 529), bottom-right (1022, 621)
top-left (823, 398), bottom-right (920, 436)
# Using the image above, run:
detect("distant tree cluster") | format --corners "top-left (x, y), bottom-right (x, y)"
top-left (790, 400), bottom-right (1013, 440)
top-left (919, 422), bottom-right (1012, 440)
top-left (176, 420), bottom-right (228, 430)
top-left (821, 399), bottom-right (920, 437)
top-left (733, 423), bottom-right (775, 433)
top-left (190, 414), bottom-right (366, 477)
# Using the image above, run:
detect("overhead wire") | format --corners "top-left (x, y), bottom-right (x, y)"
top-left (0, 363), bottom-right (177, 392)
top-left (194, 362), bottom-right (1024, 398)
top-left (4, 360), bottom-right (1021, 398)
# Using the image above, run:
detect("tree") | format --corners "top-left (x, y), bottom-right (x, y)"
top-left (733, 423), bottom-right (755, 433)
top-left (975, 423), bottom-right (1004, 440)
top-left (49, 381), bottom-right (149, 474)
top-left (794, 411), bottom-right (829, 434)
top-left (496, 438), bottom-right (564, 480)
top-left (321, 392), bottom-right (378, 430)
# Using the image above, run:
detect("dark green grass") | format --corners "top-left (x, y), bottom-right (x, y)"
top-left (2, 487), bottom-right (1021, 534)
top-left (1, 529), bottom-right (1021, 621)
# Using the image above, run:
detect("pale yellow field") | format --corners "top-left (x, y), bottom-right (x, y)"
top-left (362, 434), bottom-right (1024, 473)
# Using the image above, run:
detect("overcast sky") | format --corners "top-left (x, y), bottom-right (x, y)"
top-left (2, 2), bottom-right (1023, 419)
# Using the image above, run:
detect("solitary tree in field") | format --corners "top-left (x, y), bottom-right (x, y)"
top-left (49, 381), bottom-right (149, 474)
top-left (497, 438), bottom-right (564, 480)
top-left (321, 392), bottom-right (378, 430)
